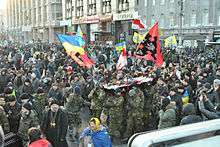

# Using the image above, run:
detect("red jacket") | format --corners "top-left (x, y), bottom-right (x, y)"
top-left (28, 139), bottom-right (52, 147)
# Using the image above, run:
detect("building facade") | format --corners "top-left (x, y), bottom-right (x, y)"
top-left (6, 0), bottom-right (63, 43)
top-left (138, 0), bottom-right (220, 47)
top-left (61, 0), bottom-right (139, 44)
top-left (0, 9), bottom-right (7, 40)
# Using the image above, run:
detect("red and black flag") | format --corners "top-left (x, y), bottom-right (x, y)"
top-left (135, 22), bottom-right (163, 67)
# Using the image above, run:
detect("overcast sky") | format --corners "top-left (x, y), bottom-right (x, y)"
top-left (0, 0), bottom-right (6, 10)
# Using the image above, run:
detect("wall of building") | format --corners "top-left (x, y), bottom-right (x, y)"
top-left (6, 0), bottom-right (63, 43)
top-left (138, 0), bottom-right (220, 45)
top-left (61, 0), bottom-right (139, 44)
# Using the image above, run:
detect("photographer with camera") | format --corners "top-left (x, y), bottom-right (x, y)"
top-left (198, 88), bottom-right (220, 120)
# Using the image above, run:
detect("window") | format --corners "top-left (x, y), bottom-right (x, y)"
top-left (50, 3), bottom-right (62, 20)
top-left (161, 0), bottom-right (165, 5)
top-left (102, 0), bottom-right (111, 14)
top-left (43, 6), bottom-right (47, 23)
top-left (218, 15), bottom-right (220, 26)
top-left (170, 16), bottom-right (174, 27)
top-left (170, 0), bottom-right (174, 3)
top-left (160, 14), bottom-right (165, 28)
top-left (191, 13), bottom-right (196, 26)
top-left (182, 15), bottom-right (185, 26)
top-left (151, 15), bottom-right (155, 25)
top-left (152, 0), bottom-right (156, 6)
top-left (76, 0), bottom-right (83, 17)
top-left (88, 0), bottom-right (97, 16)
top-left (38, 7), bottom-right (41, 24)
top-left (203, 11), bottom-right (209, 25)
top-left (145, 0), bottom-right (148, 6)
top-left (118, 0), bottom-right (129, 12)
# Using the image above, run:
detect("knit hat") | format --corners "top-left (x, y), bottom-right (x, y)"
top-left (4, 87), bottom-right (13, 94)
top-left (214, 79), bottom-right (220, 85)
top-left (74, 86), bottom-right (81, 95)
top-left (24, 78), bottom-right (31, 83)
top-left (36, 87), bottom-right (44, 94)
top-left (23, 102), bottom-right (32, 111)
top-left (202, 83), bottom-right (212, 93)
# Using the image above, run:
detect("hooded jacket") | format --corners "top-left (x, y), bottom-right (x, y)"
top-left (28, 138), bottom-right (52, 147)
top-left (80, 126), bottom-right (112, 147)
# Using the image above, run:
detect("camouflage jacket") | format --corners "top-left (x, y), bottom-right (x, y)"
top-left (18, 110), bottom-right (39, 141)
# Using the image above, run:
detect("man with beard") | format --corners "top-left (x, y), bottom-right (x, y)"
top-left (41, 99), bottom-right (68, 147)
top-left (18, 102), bottom-right (39, 146)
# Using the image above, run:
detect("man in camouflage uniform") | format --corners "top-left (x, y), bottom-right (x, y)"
top-left (143, 85), bottom-right (160, 130)
top-left (124, 87), bottom-right (145, 139)
top-left (103, 90), bottom-right (124, 144)
top-left (65, 86), bottom-right (84, 141)
top-left (32, 88), bottom-right (48, 122)
top-left (89, 86), bottom-right (105, 118)
top-left (18, 102), bottom-right (39, 147)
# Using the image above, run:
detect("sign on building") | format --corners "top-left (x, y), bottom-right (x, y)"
top-left (22, 26), bottom-right (32, 32)
top-left (60, 20), bottom-right (72, 26)
top-left (113, 11), bottom-right (139, 21)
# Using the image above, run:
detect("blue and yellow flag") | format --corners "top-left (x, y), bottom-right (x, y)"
top-left (58, 34), bottom-right (85, 47)
top-left (115, 42), bottom-right (126, 51)
top-left (182, 90), bottom-right (189, 106)
top-left (77, 25), bottom-right (83, 38)
top-left (57, 34), bottom-right (93, 68)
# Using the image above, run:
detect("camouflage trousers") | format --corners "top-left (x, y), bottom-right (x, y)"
top-left (123, 111), bottom-right (144, 138)
top-left (67, 112), bottom-right (81, 128)
top-left (108, 109), bottom-right (124, 140)
top-left (91, 109), bottom-right (102, 118)
top-left (67, 112), bottom-right (81, 142)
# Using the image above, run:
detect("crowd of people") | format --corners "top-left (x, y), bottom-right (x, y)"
top-left (0, 40), bottom-right (219, 147)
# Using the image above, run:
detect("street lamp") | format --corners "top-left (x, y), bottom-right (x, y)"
top-left (178, 0), bottom-right (184, 46)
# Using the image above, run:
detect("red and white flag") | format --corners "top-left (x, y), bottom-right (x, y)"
top-left (117, 47), bottom-right (127, 70)
top-left (132, 19), bottom-right (146, 30)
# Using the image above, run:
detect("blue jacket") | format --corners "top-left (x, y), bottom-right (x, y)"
top-left (80, 126), bottom-right (112, 147)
